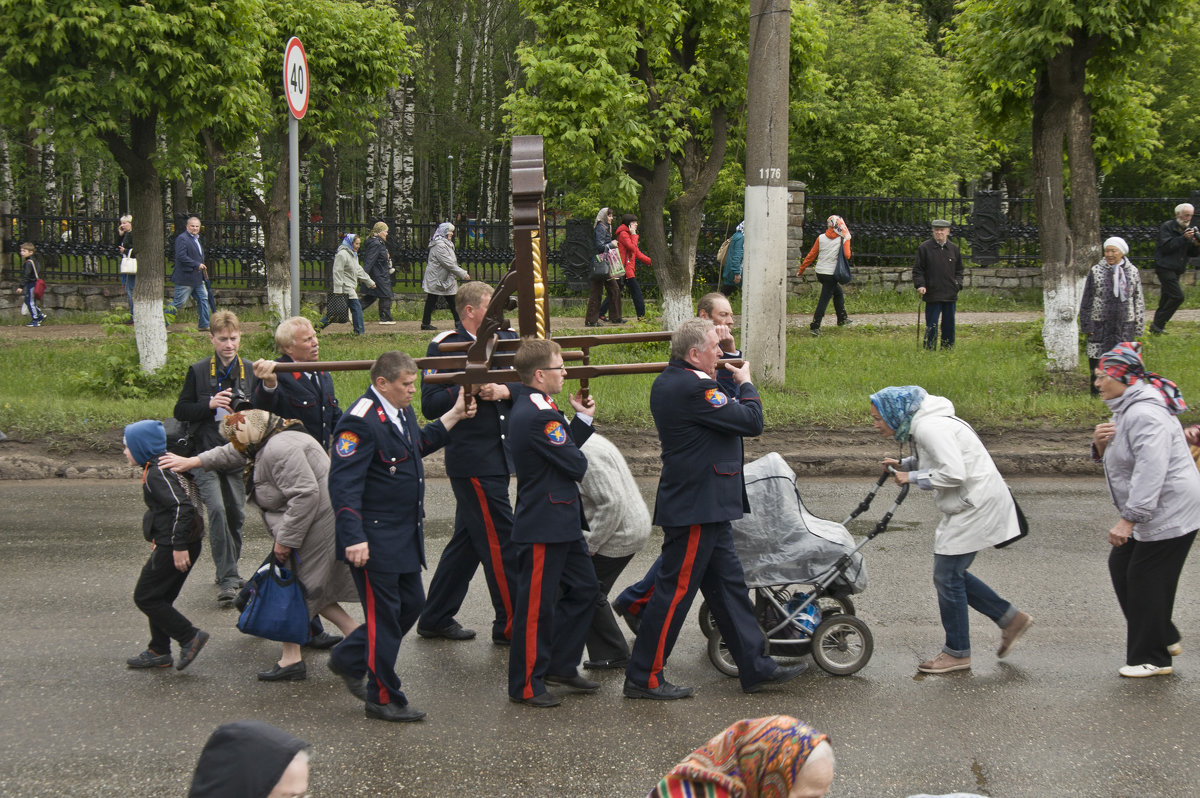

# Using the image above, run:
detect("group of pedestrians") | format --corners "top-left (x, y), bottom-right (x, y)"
top-left (586, 207), bottom-right (651, 326)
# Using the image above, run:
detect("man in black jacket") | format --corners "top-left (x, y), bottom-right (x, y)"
top-left (913, 219), bottom-right (964, 350)
top-left (1150, 202), bottom-right (1200, 334)
top-left (174, 310), bottom-right (255, 605)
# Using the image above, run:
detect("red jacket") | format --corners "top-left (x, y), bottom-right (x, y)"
top-left (615, 224), bottom-right (651, 279)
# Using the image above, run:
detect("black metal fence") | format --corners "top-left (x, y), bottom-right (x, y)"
top-left (4, 191), bottom-right (1196, 290)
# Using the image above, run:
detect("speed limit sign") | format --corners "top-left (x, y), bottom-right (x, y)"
top-left (283, 37), bottom-right (309, 119)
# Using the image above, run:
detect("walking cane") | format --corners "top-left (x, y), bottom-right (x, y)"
top-left (916, 293), bottom-right (923, 350)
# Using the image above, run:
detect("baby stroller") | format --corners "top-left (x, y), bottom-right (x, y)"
top-left (701, 452), bottom-right (907, 677)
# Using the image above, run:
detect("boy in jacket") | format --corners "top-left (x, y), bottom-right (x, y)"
top-left (124, 420), bottom-right (210, 671)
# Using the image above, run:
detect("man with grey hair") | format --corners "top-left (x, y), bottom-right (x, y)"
top-left (252, 317), bottom-right (342, 451)
top-left (913, 219), bottom-right (964, 350)
top-left (1149, 202), bottom-right (1200, 334)
top-left (624, 318), bottom-right (804, 699)
top-left (327, 350), bottom-right (475, 722)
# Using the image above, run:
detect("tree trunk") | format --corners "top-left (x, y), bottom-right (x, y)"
top-left (104, 113), bottom-right (168, 372)
top-left (319, 145), bottom-right (339, 250)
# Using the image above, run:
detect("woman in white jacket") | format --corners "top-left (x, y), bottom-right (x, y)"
top-left (871, 385), bottom-right (1033, 674)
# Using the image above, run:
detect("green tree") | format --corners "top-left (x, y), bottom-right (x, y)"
top-left (790, 1), bottom-right (991, 196)
top-left (949, 0), bottom-right (1176, 372)
top-left (506, 0), bottom-right (821, 328)
top-left (0, 0), bottom-right (265, 371)
top-left (205, 0), bottom-right (414, 318)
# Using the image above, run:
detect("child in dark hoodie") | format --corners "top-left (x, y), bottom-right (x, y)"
top-left (188, 720), bottom-right (309, 798)
top-left (124, 420), bottom-right (210, 670)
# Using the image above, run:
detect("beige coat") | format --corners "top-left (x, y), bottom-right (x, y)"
top-left (200, 430), bottom-right (356, 614)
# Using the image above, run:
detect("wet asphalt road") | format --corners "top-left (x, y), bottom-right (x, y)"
top-left (1, 476), bottom-right (1198, 797)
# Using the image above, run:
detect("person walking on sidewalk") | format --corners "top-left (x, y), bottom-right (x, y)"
top-left (359, 222), bottom-right (395, 324)
top-left (19, 242), bottom-right (46, 327)
top-left (913, 219), bottom-right (963, 350)
top-left (871, 385), bottom-right (1033, 674)
top-left (798, 215), bottom-right (853, 336)
top-left (1149, 202), bottom-right (1200, 334)
top-left (421, 222), bottom-right (470, 331)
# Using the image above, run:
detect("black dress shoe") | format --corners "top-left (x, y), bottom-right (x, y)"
top-left (365, 701), bottom-right (425, 722)
top-left (305, 631), bottom-right (344, 650)
top-left (614, 605), bottom-right (641, 634)
top-left (585, 321), bottom-right (601, 327)
top-left (328, 658), bottom-right (367, 701)
top-left (545, 673), bottom-right (600, 692)
top-left (492, 636), bottom-right (511, 646)
top-left (584, 657), bottom-right (629, 671)
top-left (416, 622), bottom-right (476, 641)
top-left (176, 630), bottom-right (210, 671)
top-left (623, 678), bottom-right (694, 700)
top-left (509, 691), bottom-right (562, 708)
top-left (744, 662), bottom-right (807, 693)
top-left (420, 323), bottom-right (437, 331)
top-left (258, 661), bottom-right (307, 681)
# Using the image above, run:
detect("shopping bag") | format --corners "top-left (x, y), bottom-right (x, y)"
top-left (590, 253), bottom-right (610, 280)
top-left (606, 248), bottom-right (624, 278)
top-left (119, 256), bottom-right (138, 274)
top-left (236, 554), bottom-right (310, 644)
top-left (325, 293), bottom-right (350, 324)
top-left (833, 246), bottom-right (852, 285)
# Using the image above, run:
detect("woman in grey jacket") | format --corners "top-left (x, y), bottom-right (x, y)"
top-left (421, 222), bottom-right (470, 330)
top-left (318, 234), bottom-right (375, 335)
top-left (1092, 342), bottom-right (1200, 677)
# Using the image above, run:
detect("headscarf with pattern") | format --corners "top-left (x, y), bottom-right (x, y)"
top-left (870, 385), bottom-right (928, 443)
top-left (219, 410), bottom-right (307, 496)
top-left (648, 716), bottom-right (828, 798)
top-left (1098, 341), bottom-right (1187, 415)
top-left (825, 215), bottom-right (851, 241)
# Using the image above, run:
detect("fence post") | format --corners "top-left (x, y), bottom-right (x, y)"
top-left (787, 181), bottom-right (806, 289)
top-left (970, 189), bottom-right (1003, 266)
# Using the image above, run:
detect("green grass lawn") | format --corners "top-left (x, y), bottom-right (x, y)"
top-left (3, 316), bottom-right (1195, 452)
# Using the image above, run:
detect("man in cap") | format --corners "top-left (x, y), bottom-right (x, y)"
top-left (913, 219), bottom-right (964, 350)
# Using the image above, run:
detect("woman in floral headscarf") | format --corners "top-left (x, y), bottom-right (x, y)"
top-left (797, 215), bottom-right (853, 336)
top-left (161, 409), bottom-right (359, 681)
top-left (649, 715), bottom-right (834, 798)
top-left (1091, 342), bottom-right (1200, 677)
top-left (871, 386), bottom-right (1032, 675)
top-left (1079, 236), bottom-right (1144, 394)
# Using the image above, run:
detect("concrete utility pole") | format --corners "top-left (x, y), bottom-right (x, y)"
top-left (742, 0), bottom-right (790, 386)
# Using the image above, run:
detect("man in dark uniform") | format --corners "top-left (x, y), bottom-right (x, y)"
top-left (417, 282), bottom-right (521, 644)
top-left (507, 339), bottom-right (601, 708)
top-left (624, 318), bottom-right (805, 699)
top-left (612, 293), bottom-right (742, 628)
top-left (1149, 202), bottom-right (1200, 334)
top-left (252, 317), bottom-right (342, 451)
top-left (174, 309), bottom-right (255, 605)
top-left (326, 351), bottom-right (474, 722)
top-left (252, 316), bottom-right (344, 648)
top-left (913, 219), bottom-right (964, 350)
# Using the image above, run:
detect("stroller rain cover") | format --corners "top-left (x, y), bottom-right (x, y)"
top-left (731, 452), bottom-right (868, 593)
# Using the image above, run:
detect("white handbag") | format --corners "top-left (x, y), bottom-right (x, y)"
top-left (119, 256), bottom-right (137, 274)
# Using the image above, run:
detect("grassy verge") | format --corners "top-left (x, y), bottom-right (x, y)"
top-left (4, 317), bottom-right (1195, 453)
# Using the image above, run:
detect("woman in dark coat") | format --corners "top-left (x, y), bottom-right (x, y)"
top-left (585, 207), bottom-right (622, 326)
top-left (358, 221), bottom-right (395, 324)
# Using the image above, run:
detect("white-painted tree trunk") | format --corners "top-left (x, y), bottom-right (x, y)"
top-left (743, 185), bottom-right (788, 386)
top-left (133, 298), bottom-right (168, 372)
top-left (1042, 271), bottom-right (1086, 372)
top-left (661, 292), bottom-right (693, 332)
top-left (267, 283), bottom-right (291, 320)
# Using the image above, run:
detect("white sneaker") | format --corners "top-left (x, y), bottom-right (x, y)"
top-left (1168, 642), bottom-right (1182, 657)
top-left (1118, 663), bottom-right (1173, 678)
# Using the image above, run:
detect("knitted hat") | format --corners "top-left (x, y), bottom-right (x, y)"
top-left (123, 420), bottom-right (166, 466)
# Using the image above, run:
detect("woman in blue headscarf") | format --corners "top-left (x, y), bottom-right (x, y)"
top-left (317, 234), bottom-right (375, 335)
top-left (870, 386), bottom-right (1032, 675)
top-left (421, 222), bottom-right (470, 331)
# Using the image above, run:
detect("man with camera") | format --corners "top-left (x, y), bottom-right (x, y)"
top-left (173, 309), bottom-right (257, 605)
top-left (1150, 202), bottom-right (1200, 334)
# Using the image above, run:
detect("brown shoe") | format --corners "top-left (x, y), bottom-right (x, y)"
top-left (917, 652), bottom-right (971, 674)
top-left (997, 611), bottom-right (1033, 658)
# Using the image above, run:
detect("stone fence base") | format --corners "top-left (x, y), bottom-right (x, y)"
top-left (3, 267), bottom-right (1197, 319)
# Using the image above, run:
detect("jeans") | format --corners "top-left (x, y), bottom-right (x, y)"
top-left (166, 282), bottom-right (210, 329)
top-left (1152, 268), bottom-right (1184, 330)
top-left (932, 551), bottom-right (1016, 657)
top-left (319, 297), bottom-right (365, 334)
top-left (924, 301), bottom-right (956, 349)
top-left (121, 274), bottom-right (136, 316)
top-left (193, 468), bottom-right (246, 589)
top-left (811, 274), bottom-right (847, 329)
top-left (23, 283), bottom-right (44, 321)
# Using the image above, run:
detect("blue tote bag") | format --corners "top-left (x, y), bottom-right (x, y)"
top-left (236, 554), bottom-right (310, 644)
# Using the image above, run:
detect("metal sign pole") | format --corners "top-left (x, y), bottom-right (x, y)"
top-left (289, 115), bottom-right (300, 316)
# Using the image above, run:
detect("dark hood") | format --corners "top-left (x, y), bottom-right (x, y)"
top-left (188, 720), bottom-right (307, 798)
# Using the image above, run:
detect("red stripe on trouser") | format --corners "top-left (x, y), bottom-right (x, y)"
top-left (649, 525), bottom-right (701, 689)
top-left (471, 477), bottom-right (514, 637)
top-left (363, 571), bottom-right (387, 705)
top-left (522, 544), bottom-right (545, 700)
top-left (629, 586), bottom-right (654, 615)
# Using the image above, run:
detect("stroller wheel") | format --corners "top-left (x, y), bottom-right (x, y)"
top-left (811, 615), bottom-right (873, 676)
top-left (706, 627), bottom-right (741, 677)
top-left (697, 601), bottom-right (715, 638)
top-left (817, 593), bottom-right (855, 617)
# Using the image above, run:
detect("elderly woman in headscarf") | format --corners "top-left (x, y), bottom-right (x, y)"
top-left (317, 234), bottom-right (376, 335)
top-left (649, 715), bottom-right (834, 798)
top-left (421, 221), bottom-right (470, 331)
top-left (871, 385), bottom-right (1033, 675)
top-left (586, 206), bottom-right (622, 327)
top-left (161, 409), bottom-right (360, 681)
top-left (798, 214), bottom-right (853, 336)
top-left (1091, 342), bottom-right (1200, 677)
top-left (1080, 236), bottom-right (1145, 394)
top-left (188, 720), bottom-right (309, 798)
